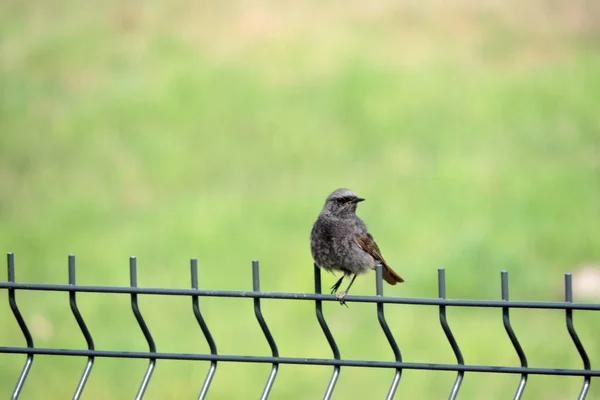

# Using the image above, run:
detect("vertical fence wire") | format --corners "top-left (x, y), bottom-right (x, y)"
top-left (68, 255), bottom-right (95, 400)
top-left (190, 258), bottom-right (218, 400)
top-left (500, 271), bottom-right (528, 400)
top-left (564, 273), bottom-right (591, 400)
top-left (252, 260), bottom-right (279, 400)
top-left (438, 268), bottom-right (464, 400)
top-left (375, 264), bottom-right (402, 400)
top-left (7, 253), bottom-right (34, 400)
top-left (129, 257), bottom-right (156, 400)
top-left (314, 264), bottom-right (340, 400)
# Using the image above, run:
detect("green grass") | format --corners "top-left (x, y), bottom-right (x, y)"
top-left (1, 2), bottom-right (599, 399)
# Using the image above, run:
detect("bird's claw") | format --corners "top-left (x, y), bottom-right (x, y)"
top-left (336, 291), bottom-right (349, 307)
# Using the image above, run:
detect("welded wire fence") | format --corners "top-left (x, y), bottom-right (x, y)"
top-left (0, 252), bottom-right (597, 400)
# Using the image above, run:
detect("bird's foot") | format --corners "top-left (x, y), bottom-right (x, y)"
top-left (336, 291), bottom-right (349, 307)
top-left (330, 277), bottom-right (344, 294)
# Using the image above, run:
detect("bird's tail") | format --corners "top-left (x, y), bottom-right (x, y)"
top-left (382, 263), bottom-right (404, 285)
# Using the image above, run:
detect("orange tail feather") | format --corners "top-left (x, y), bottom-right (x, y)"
top-left (382, 263), bottom-right (404, 285)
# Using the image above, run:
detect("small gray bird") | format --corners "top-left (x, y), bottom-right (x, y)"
top-left (310, 188), bottom-right (404, 305)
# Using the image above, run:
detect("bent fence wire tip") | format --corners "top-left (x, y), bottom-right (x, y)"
top-left (68, 255), bottom-right (95, 400)
top-left (1, 254), bottom-right (600, 399)
top-left (129, 257), bottom-right (156, 400)
top-left (252, 260), bottom-right (279, 400)
top-left (500, 271), bottom-right (528, 400)
top-left (438, 268), bottom-right (464, 400)
top-left (564, 273), bottom-right (592, 400)
top-left (314, 263), bottom-right (341, 400)
top-left (7, 252), bottom-right (34, 400)
top-left (375, 264), bottom-right (402, 400)
top-left (190, 258), bottom-right (218, 400)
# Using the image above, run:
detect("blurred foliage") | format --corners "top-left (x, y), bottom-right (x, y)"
top-left (1, 1), bottom-right (599, 399)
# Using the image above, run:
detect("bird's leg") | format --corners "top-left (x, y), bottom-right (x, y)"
top-left (336, 274), bottom-right (357, 306)
top-left (330, 275), bottom-right (345, 295)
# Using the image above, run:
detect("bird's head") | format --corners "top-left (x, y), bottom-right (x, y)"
top-left (323, 188), bottom-right (365, 216)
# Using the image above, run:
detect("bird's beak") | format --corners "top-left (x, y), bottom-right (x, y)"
top-left (352, 197), bottom-right (365, 203)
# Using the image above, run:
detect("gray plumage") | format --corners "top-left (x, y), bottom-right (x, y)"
top-left (310, 188), bottom-right (404, 304)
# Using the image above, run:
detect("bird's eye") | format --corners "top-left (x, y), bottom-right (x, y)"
top-left (336, 196), bottom-right (354, 204)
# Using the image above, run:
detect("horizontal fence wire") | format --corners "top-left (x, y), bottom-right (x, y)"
top-left (0, 252), bottom-right (597, 400)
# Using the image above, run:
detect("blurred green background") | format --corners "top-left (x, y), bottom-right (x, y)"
top-left (1, 1), bottom-right (599, 399)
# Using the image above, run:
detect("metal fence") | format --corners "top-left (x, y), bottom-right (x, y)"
top-left (0, 252), bottom-right (597, 400)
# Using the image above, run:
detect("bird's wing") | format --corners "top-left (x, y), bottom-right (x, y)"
top-left (355, 233), bottom-right (405, 284)
top-left (355, 233), bottom-right (386, 264)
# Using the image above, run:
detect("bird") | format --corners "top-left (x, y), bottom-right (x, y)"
top-left (310, 188), bottom-right (404, 305)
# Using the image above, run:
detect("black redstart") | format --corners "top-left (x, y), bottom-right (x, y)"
top-left (310, 188), bottom-right (404, 305)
